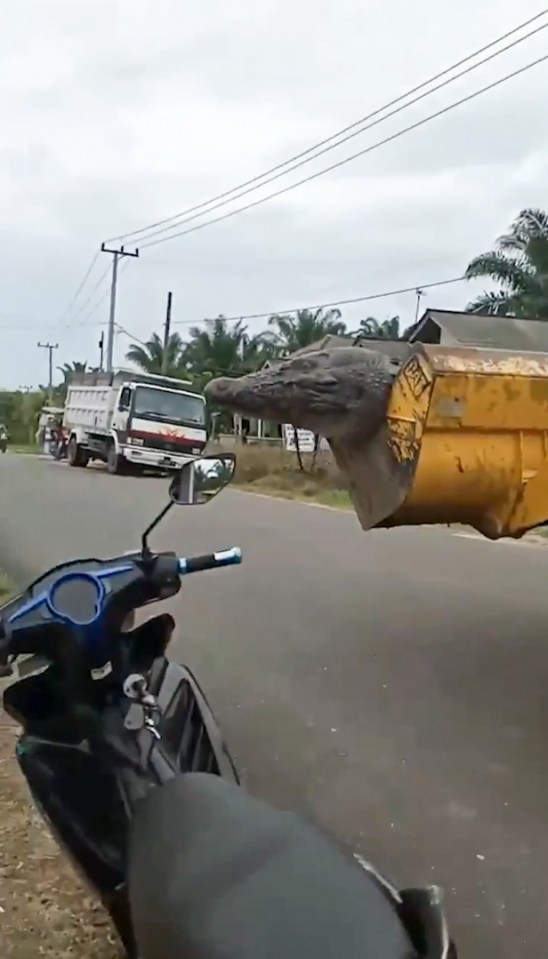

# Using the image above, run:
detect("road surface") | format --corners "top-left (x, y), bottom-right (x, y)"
top-left (1, 453), bottom-right (548, 957)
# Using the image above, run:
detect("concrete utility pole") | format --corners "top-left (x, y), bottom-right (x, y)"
top-left (161, 291), bottom-right (173, 375)
top-left (37, 342), bottom-right (59, 403)
top-left (414, 288), bottom-right (425, 325)
top-left (101, 243), bottom-right (139, 373)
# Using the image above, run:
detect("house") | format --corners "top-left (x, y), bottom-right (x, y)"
top-left (408, 309), bottom-right (548, 352)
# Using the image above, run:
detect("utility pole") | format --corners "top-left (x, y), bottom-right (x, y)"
top-left (101, 243), bottom-right (139, 373)
top-left (161, 291), bottom-right (173, 375)
top-left (37, 342), bottom-right (59, 403)
top-left (414, 288), bottom-right (425, 325)
top-left (98, 332), bottom-right (105, 371)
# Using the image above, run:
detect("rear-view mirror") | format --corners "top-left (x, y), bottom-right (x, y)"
top-left (169, 453), bottom-right (236, 506)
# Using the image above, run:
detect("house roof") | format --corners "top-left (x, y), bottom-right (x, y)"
top-left (290, 334), bottom-right (356, 354)
top-left (409, 309), bottom-right (548, 352)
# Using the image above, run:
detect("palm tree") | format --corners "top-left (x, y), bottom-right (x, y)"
top-left (352, 315), bottom-right (401, 339)
top-left (266, 308), bottom-right (346, 354)
top-left (465, 208), bottom-right (548, 318)
top-left (182, 315), bottom-right (270, 384)
top-left (126, 332), bottom-right (185, 377)
top-left (47, 361), bottom-right (89, 402)
top-left (58, 361), bottom-right (88, 380)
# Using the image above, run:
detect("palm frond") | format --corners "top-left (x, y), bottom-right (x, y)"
top-left (465, 292), bottom-right (515, 315)
top-left (464, 252), bottom-right (535, 291)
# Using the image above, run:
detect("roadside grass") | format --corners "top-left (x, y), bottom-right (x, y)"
top-left (223, 443), bottom-right (352, 509)
top-left (0, 567), bottom-right (119, 958)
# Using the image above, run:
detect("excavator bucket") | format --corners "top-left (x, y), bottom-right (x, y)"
top-left (334, 343), bottom-right (548, 540)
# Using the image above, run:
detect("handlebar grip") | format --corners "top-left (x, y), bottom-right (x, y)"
top-left (178, 547), bottom-right (242, 576)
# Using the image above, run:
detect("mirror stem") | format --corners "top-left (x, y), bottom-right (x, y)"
top-left (141, 501), bottom-right (174, 557)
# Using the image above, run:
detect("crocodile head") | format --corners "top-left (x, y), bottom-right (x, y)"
top-left (205, 346), bottom-right (399, 438)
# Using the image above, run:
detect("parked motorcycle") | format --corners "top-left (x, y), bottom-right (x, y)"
top-left (0, 452), bottom-right (456, 959)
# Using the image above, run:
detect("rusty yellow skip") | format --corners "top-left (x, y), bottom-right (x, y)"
top-left (335, 344), bottom-right (548, 540)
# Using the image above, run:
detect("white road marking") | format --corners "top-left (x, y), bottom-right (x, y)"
top-left (451, 531), bottom-right (546, 548)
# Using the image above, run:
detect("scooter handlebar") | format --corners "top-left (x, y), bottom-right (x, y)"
top-left (178, 547), bottom-right (242, 576)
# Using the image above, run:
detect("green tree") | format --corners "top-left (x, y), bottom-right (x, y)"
top-left (182, 315), bottom-right (271, 384)
top-left (266, 308), bottom-right (346, 354)
top-left (465, 208), bottom-right (548, 318)
top-left (352, 315), bottom-right (401, 339)
top-left (58, 361), bottom-right (88, 380)
top-left (125, 333), bottom-right (185, 377)
top-left (0, 389), bottom-right (46, 444)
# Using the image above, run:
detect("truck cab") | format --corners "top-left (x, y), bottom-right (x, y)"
top-left (64, 369), bottom-right (208, 475)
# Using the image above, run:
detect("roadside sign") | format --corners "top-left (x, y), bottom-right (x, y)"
top-left (283, 424), bottom-right (315, 453)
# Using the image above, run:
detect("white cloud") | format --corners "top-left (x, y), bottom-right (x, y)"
top-left (1, 0), bottom-right (547, 385)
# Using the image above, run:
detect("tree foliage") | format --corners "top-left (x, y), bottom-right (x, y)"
top-left (351, 315), bottom-right (401, 339)
top-left (266, 308), bottom-right (345, 354)
top-left (465, 208), bottom-right (548, 318)
top-left (125, 332), bottom-right (185, 377)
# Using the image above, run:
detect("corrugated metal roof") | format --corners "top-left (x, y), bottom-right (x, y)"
top-left (290, 334), bottom-right (356, 354)
top-left (410, 309), bottom-right (548, 351)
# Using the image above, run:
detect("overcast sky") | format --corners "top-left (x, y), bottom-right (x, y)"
top-left (1, 0), bottom-right (547, 388)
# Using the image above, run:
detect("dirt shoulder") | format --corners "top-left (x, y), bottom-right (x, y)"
top-left (0, 709), bottom-right (121, 958)
top-left (0, 566), bottom-right (119, 958)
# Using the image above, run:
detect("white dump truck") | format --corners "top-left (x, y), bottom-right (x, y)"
top-left (63, 368), bottom-right (208, 475)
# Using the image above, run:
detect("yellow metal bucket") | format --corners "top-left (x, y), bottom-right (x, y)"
top-left (332, 344), bottom-right (548, 539)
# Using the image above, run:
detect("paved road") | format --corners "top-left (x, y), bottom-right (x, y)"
top-left (2, 453), bottom-right (548, 957)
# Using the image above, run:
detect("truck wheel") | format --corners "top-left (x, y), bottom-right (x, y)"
top-left (107, 444), bottom-right (125, 475)
top-left (67, 437), bottom-right (88, 468)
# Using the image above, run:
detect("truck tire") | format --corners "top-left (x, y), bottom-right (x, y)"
top-left (107, 443), bottom-right (125, 475)
top-left (67, 437), bottom-right (89, 468)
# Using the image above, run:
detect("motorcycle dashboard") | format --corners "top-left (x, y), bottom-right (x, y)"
top-left (0, 557), bottom-right (139, 638)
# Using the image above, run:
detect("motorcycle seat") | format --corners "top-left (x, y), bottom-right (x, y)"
top-left (128, 772), bottom-right (417, 959)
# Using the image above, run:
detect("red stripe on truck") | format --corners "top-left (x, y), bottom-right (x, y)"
top-left (129, 429), bottom-right (205, 447)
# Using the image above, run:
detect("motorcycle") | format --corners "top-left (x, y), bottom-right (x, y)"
top-left (0, 452), bottom-right (456, 959)
top-left (0, 436), bottom-right (7, 453)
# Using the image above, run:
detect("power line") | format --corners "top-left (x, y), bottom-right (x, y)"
top-left (130, 21), bottom-right (548, 246)
top-left (0, 274), bottom-right (465, 334)
top-left (114, 323), bottom-right (149, 348)
top-left (170, 276), bottom-right (466, 325)
top-left (140, 52), bottom-right (548, 250)
top-left (74, 257), bottom-right (133, 328)
top-left (62, 262), bottom-right (112, 328)
top-left (55, 250), bottom-right (100, 326)
top-left (106, 11), bottom-right (548, 245)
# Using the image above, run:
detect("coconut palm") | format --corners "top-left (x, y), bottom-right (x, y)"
top-left (125, 332), bottom-right (185, 377)
top-left (465, 208), bottom-right (548, 318)
top-left (266, 308), bottom-right (346, 354)
top-left (352, 315), bottom-right (401, 339)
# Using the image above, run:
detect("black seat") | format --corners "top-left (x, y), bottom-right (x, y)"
top-left (128, 773), bottom-right (416, 959)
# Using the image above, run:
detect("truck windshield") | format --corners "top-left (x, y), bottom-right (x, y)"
top-left (133, 387), bottom-right (206, 427)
